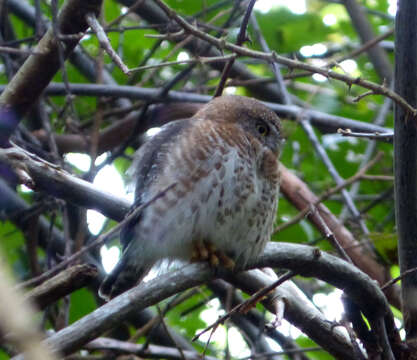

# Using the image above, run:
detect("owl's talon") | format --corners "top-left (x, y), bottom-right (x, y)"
top-left (192, 240), bottom-right (235, 269)
top-left (209, 253), bottom-right (220, 267)
top-left (191, 241), bottom-right (209, 262)
top-left (197, 241), bottom-right (209, 260)
top-left (217, 252), bottom-right (235, 269)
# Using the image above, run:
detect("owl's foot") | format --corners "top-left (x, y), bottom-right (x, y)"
top-left (191, 241), bottom-right (235, 269)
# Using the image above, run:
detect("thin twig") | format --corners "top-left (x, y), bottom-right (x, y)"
top-left (50, 0), bottom-right (80, 124)
top-left (338, 128), bottom-right (393, 141)
top-left (214, 0), bottom-right (256, 97)
top-left (192, 270), bottom-right (295, 341)
top-left (156, 306), bottom-right (186, 360)
top-left (300, 117), bottom-right (371, 238)
top-left (130, 54), bottom-right (237, 73)
top-left (152, 0), bottom-right (416, 116)
top-left (0, 46), bottom-right (40, 55)
top-left (85, 12), bottom-right (131, 75)
top-left (381, 266), bottom-right (417, 290)
top-left (275, 152), bottom-right (384, 233)
top-left (129, 288), bottom-right (199, 342)
top-left (18, 182), bottom-right (176, 288)
top-left (238, 347), bottom-right (323, 359)
top-left (339, 95), bottom-right (393, 221)
top-left (106, 0), bottom-right (146, 27)
top-left (249, 12), bottom-right (291, 104)
top-left (308, 204), bottom-right (353, 264)
top-left (361, 175), bottom-right (394, 181)
top-left (329, 27), bottom-right (394, 69)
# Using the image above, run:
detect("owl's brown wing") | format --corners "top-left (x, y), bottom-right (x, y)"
top-left (120, 118), bottom-right (193, 250)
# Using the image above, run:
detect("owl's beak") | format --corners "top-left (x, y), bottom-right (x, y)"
top-left (271, 138), bottom-right (285, 157)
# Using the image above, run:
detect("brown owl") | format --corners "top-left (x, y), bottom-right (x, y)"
top-left (99, 95), bottom-right (283, 299)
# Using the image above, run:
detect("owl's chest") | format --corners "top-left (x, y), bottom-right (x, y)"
top-left (197, 152), bottom-right (279, 263)
top-left (139, 141), bottom-right (279, 264)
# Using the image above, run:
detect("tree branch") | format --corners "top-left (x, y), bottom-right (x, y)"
top-left (11, 242), bottom-right (391, 359)
top-left (0, 141), bottom-right (399, 309)
top-left (394, 0), bottom-right (417, 346)
top-left (152, 0), bottom-right (415, 116)
top-left (0, 145), bottom-right (130, 221)
top-left (0, 0), bottom-right (103, 146)
top-left (85, 337), bottom-right (220, 360)
top-left (6, 83), bottom-right (392, 153)
top-left (341, 0), bottom-right (393, 83)
top-left (279, 164), bottom-right (401, 309)
top-left (23, 264), bottom-right (98, 310)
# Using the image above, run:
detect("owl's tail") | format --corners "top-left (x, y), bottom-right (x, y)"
top-left (98, 257), bottom-right (152, 300)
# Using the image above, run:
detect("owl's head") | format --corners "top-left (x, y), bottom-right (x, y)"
top-left (196, 95), bottom-right (284, 155)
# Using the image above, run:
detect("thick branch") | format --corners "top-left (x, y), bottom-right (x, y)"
top-left (86, 338), bottom-right (220, 360)
top-left (342, 0), bottom-right (393, 83)
top-left (23, 264), bottom-right (98, 310)
top-left (152, 0), bottom-right (415, 116)
top-left (11, 83), bottom-right (392, 153)
top-left (226, 270), bottom-right (356, 359)
top-left (0, 146), bottom-right (130, 221)
top-left (12, 242), bottom-right (390, 359)
top-left (0, 0), bottom-right (102, 146)
top-left (394, 0), bottom-right (417, 344)
top-left (0, 143), bottom-right (398, 309)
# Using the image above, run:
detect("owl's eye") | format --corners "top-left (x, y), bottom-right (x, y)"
top-left (256, 122), bottom-right (269, 136)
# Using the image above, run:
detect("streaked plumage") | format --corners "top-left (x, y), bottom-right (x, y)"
top-left (99, 95), bottom-right (283, 299)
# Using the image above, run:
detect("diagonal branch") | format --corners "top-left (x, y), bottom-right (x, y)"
top-left (0, 0), bottom-right (103, 146)
top-left (0, 145), bottom-right (130, 221)
top-left (11, 242), bottom-right (392, 359)
top-left (152, 0), bottom-right (416, 117)
top-left (213, 0), bottom-right (256, 97)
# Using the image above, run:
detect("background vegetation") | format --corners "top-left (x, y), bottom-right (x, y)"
top-left (0, 0), bottom-right (413, 359)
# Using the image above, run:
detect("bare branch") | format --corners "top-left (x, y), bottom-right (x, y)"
top-left (85, 12), bottom-right (131, 75)
top-left (152, 0), bottom-right (416, 116)
top-left (22, 264), bottom-right (98, 310)
top-left (275, 152), bottom-right (383, 233)
top-left (12, 242), bottom-right (391, 359)
top-left (338, 128), bottom-right (393, 141)
top-left (0, 0), bottom-right (103, 145)
top-left (0, 144), bottom-right (131, 221)
top-left (214, 0), bottom-right (256, 97)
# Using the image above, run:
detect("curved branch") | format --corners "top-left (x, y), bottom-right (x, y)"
top-left (10, 242), bottom-right (390, 359)
top-left (225, 270), bottom-right (358, 359)
top-left (279, 165), bottom-right (400, 308)
top-left (0, 144), bottom-right (398, 309)
top-left (0, 145), bottom-right (130, 221)
top-left (152, 0), bottom-right (414, 116)
top-left (5, 83), bottom-right (391, 152)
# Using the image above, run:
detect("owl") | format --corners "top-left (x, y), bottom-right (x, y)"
top-left (99, 95), bottom-right (283, 299)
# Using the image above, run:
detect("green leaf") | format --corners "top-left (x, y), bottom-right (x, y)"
top-left (255, 8), bottom-right (332, 53)
top-left (165, 290), bottom-right (208, 339)
top-left (69, 288), bottom-right (97, 323)
top-left (296, 336), bottom-right (334, 360)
